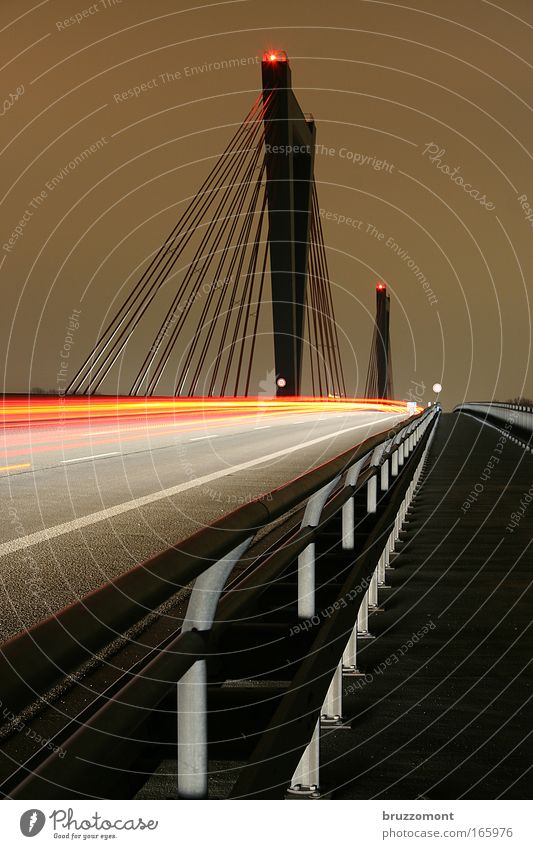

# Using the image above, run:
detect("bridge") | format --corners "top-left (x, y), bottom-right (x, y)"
top-left (0, 53), bottom-right (531, 802)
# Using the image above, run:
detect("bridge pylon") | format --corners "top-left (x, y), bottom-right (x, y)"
top-left (261, 51), bottom-right (316, 397)
top-left (365, 282), bottom-right (394, 399)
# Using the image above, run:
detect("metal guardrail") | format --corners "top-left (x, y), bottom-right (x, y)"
top-left (237, 407), bottom-right (440, 799)
top-left (0, 407), bottom-right (431, 716)
top-left (454, 402), bottom-right (533, 448)
top-left (4, 404), bottom-right (441, 800)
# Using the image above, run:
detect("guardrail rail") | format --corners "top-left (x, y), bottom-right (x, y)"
top-left (454, 401), bottom-right (533, 450)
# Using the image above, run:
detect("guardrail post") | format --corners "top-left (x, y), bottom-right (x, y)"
top-left (367, 474), bottom-right (378, 513)
top-left (321, 661), bottom-right (345, 726)
top-left (377, 549), bottom-right (388, 585)
top-left (341, 497), bottom-right (355, 550)
top-left (379, 438), bottom-right (392, 492)
top-left (367, 443), bottom-right (386, 513)
top-left (177, 660), bottom-right (207, 800)
top-left (391, 450), bottom-right (399, 477)
top-left (298, 475), bottom-right (341, 619)
top-left (287, 719), bottom-right (320, 798)
top-left (342, 625), bottom-right (360, 675)
top-left (380, 457), bottom-right (389, 491)
top-left (398, 442), bottom-right (405, 466)
top-left (342, 456), bottom-right (367, 550)
top-left (297, 543), bottom-right (316, 621)
top-left (388, 523), bottom-right (396, 555)
top-left (368, 567), bottom-right (379, 609)
top-left (405, 426), bottom-right (414, 457)
top-left (357, 590), bottom-right (369, 635)
top-left (177, 537), bottom-right (252, 799)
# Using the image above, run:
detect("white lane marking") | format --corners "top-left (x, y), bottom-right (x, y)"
top-left (254, 426), bottom-right (270, 430)
top-left (62, 452), bottom-right (119, 464)
top-left (189, 435), bottom-right (216, 441)
top-left (0, 414), bottom-right (402, 558)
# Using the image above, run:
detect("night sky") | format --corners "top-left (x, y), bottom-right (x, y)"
top-left (1, 0), bottom-right (532, 408)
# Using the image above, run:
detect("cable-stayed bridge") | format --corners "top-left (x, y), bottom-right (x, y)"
top-left (0, 52), bottom-right (531, 804)
top-left (66, 51), bottom-right (348, 400)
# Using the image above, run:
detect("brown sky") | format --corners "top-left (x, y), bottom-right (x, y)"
top-left (1, 0), bottom-right (532, 408)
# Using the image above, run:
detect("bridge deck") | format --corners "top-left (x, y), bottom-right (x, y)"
top-left (322, 412), bottom-right (532, 799)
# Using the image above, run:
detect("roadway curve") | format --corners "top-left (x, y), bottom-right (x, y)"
top-left (0, 403), bottom-right (407, 642)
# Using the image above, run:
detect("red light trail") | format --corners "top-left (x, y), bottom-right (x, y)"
top-left (0, 396), bottom-right (420, 430)
top-left (0, 397), bottom-right (420, 470)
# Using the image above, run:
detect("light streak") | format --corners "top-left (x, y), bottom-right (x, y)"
top-left (1, 395), bottom-right (421, 430)
top-left (0, 396), bottom-right (418, 465)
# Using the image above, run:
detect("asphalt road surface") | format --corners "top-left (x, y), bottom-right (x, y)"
top-left (0, 407), bottom-right (406, 642)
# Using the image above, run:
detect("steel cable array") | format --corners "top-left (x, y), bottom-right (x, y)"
top-left (67, 91), bottom-right (346, 398)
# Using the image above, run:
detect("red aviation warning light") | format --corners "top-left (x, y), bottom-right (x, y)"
top-left (263, 50), bottom-right (288, 63)
top-left (376, 282), bottom-right (386, 291)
